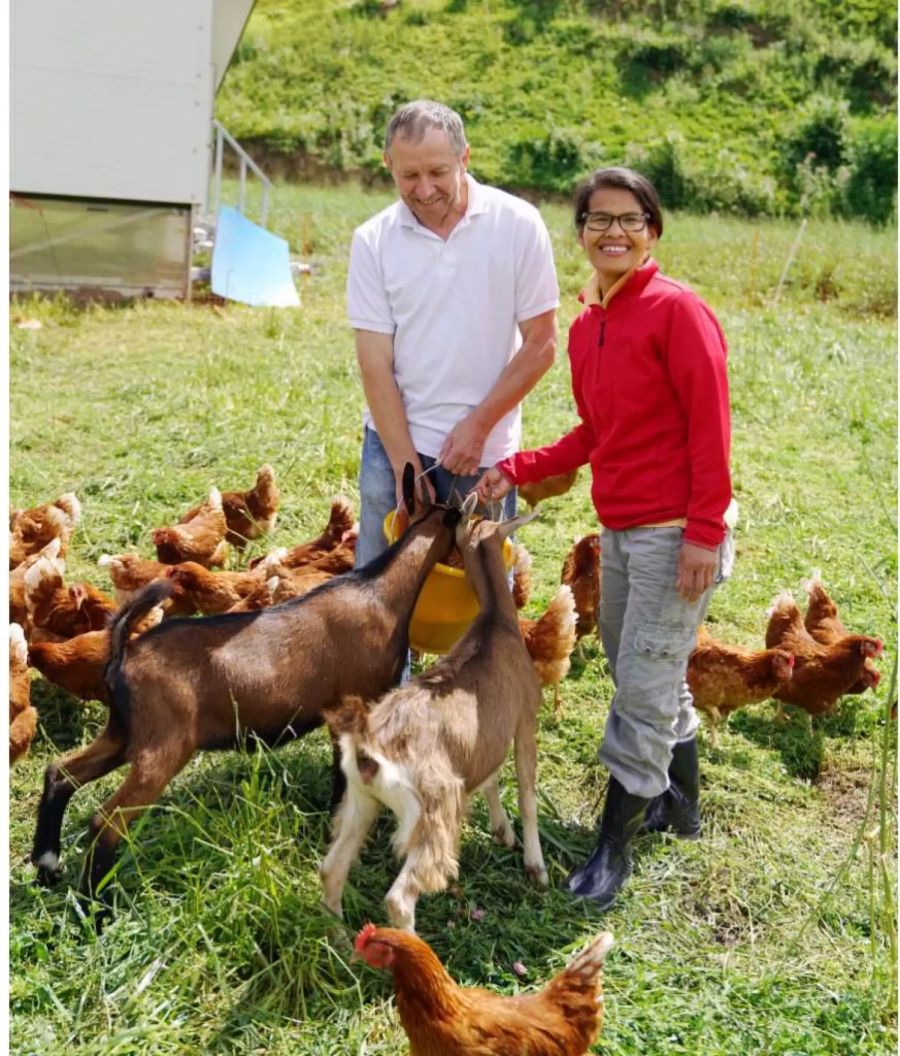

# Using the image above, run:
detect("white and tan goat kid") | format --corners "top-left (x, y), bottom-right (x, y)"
top-left (321, 497), bottom-right (548, 932)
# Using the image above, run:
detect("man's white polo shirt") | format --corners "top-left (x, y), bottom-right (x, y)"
top-left (347, 174), bottom-right (559, 466)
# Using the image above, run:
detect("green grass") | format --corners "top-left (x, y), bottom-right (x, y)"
top-left (215, 0), bottom-right (897, 222)
top-left (9, 183), bottom-right (898, 1054)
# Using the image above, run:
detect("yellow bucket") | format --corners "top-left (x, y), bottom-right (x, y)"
top-left (383, 510), bottom-right (514, 655)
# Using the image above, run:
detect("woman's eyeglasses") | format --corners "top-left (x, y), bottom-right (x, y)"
top-left (580, 211), bottom-right (650, 232)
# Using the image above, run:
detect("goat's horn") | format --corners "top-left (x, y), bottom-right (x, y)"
top-left (459, 492), bottom-right (479, 520)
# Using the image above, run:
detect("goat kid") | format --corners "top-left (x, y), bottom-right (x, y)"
top-left (31, 466), bottom-right (460, 909)
top-left (321, 499), bottom-right (548, 933)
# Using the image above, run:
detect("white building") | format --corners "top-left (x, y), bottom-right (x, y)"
top-left (10, 0), bottom-right (258, 299)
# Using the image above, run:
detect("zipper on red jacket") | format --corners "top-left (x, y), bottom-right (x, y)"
top-left (597, 318), bottom-right (606, 346)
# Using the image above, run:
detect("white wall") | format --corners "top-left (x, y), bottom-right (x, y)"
top-left (212, 0), bottom-right (255, 91)
top-left (11, 0), bottom-right (214, 205)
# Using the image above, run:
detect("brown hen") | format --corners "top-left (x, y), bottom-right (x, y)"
top-left (765, 592), bottom-right (883, 719)
top-left (27, 606), bottom-right (163, 704)
top-left (153, 487), bottom-right (228, 567)
top-left (182, 464), bottom-right (279, 547)
top-left (354, 923), bottom-right (613, 1056)
top-left (518, 469), bottom-right (579, 509)
top-left (10, 623), bottom-right (37, 764)
top-left (687, 629), bottom-right (795, 745)
top-left (9, 492), bottom-right (80, 568)
top-left (561, 533), bottom-right (601, 648)
top-left (249, 496), bottom-right (355, 570)
top-left (802, 572), bottom-right (881, 694)
top-left (164, 561), bottom-right (266, 615)
top-left (519, 585), bottom-right (578, 715)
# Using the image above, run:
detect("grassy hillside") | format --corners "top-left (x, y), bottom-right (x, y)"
top-left (216, 0), bottom-right (897, 222)
top-left (9, 187), bottom-right (897, 1054)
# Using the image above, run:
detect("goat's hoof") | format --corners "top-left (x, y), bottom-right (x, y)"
top-left (77, 893), bottom-right (113, 933)
top-left (526, 864), bottom-right (550, 889)
top-left (492, 823), bottom-right (516, 849)
top-left (33, 852), bottom-right (62, 888)
top-left (321, 897), bottom-right (344, 921)
top-left (385, 897), bottom-right (415, 933)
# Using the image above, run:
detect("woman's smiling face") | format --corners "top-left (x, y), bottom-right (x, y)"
top-left (578, 186), bottom-right (658, 289)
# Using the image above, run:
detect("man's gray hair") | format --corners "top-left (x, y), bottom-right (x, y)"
top-left (384, 100), bottom-right (467, 156)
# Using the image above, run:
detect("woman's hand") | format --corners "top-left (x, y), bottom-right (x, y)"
top-left (676, 541), bottom-right (718, 602)
top-left (475, 466), bottom-right (513, 503)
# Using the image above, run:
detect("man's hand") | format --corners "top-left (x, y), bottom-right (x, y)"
top-left (676, 541), bottom-right (718, 602)
top-left (439, 413), bottom-right (490, 476)
top-left (475, 466), bottom-right (513, 503)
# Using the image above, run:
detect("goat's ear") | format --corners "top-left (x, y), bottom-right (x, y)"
top-left (401, 463), bottom-right (416, 515)
top-left (416, 473), bottom-right (432, 509)
top-left (496, 509), bottom-right (539, 541)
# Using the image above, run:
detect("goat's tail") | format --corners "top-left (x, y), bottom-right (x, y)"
top-left (105, 579), bottom-right (174, 723)
top-left (321, 694), bottom-right (370, 739)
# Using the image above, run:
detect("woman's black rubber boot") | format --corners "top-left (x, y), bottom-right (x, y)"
top-left (567, 778), bottom-right (651, 910)
top-left (640, 736), bottom-right (701, 838)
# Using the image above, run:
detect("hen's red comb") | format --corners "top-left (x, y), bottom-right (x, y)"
top-left (355, 922), bottom-right (378, 953)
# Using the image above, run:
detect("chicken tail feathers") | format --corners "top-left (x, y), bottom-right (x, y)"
top-left (800, 569), bottom-right (823, 595)
top-left (565, 931), bottom-right (615, 981)
top-left (767, 590), bottom-right (796, 618)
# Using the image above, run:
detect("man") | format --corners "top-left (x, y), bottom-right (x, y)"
top-left (347, 100), bottom-right (559, 566)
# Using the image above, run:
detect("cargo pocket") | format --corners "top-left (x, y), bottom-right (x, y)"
top-left (634, 623), bottom-right (697, 664)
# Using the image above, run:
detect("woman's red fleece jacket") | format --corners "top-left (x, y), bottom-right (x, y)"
top-left (498, 260), bottom-right (732, 550)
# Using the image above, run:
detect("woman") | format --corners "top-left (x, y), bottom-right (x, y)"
top-left (476, 167), bottom-right (733, 910)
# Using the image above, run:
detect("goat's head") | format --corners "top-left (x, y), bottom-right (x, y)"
top-left (455, 494), bottom-right (538, 553)
top-left (391, 463), bottom-right (462, 541)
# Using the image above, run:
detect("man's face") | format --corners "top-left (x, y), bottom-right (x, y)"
top-left (384, 127), bottom-right (469, 225)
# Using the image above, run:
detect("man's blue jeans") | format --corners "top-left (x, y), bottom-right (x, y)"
top-left (354, 426), bottom-right (517, 569)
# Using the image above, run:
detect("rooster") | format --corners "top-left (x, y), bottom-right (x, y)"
top-left (153, 487), bottom-right (228, 567)
top-left (519, 585), bottom-right (578, 716)
top-left (687, 629), bottom-right (795, 745)
top-left (517, 469), bottom-right (579, 509)
top-left (802, 572), bottom-right (881, 695)
top-left (9, 492), bottom-right (81, 568)
top-left (248, 496), bottom-right (354, 570)
top-left (181, 464), bottom-right (279, 547)
top-left (10, 623), bottom-right (37, 764)
top-left (765, 592), bottom-right (883, 720)
top-left (561, 534), bottom-right (601, 650)
top-left (353, 923), bottom-right (613, 1056)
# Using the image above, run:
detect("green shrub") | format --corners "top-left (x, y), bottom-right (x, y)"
top-left (843, 117), bottom-right (898, 224)
top-left (782, 95), bottom-right (849, 172)
top-left (815, 37), bottom-right (897, 110)
top-left (506, 127), bottom-right (604, 192)
top-left (626, 132), bottom-right (690, 208)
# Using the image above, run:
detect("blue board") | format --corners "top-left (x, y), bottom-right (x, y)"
top-left (211, 206), bottom-right (300, 307)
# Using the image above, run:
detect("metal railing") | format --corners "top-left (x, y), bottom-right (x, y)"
top-left (210, 119), bottom-right (271, 227)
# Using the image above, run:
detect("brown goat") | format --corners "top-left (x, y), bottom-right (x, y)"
top-left (31, 467), bottom-right (461, 908)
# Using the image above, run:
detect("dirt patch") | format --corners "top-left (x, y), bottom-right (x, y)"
top-left (817, 764), bottom-right (874, 831)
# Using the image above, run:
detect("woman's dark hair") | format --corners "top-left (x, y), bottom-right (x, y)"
top-left (574, 167), bottom-right (664, 238)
